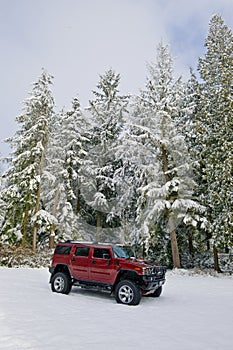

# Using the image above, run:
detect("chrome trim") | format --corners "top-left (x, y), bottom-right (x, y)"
top-left (142, 266), bottom-right (166, 277)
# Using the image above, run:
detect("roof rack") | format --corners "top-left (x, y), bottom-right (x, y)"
top-left (63, 240), bottom-right (118, 246)
top-left (64, 240), bottom-right (94, 244)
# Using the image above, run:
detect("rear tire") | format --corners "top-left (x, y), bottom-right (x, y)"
top-left (51, 272), bottom-right (72, 294)
top-left (115, 280), bottom-right (141, 305)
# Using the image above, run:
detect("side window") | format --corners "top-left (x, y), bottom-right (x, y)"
top-left (93, 248), bottom-right (110, 259)
top-left (75, 247), bottom-right (90, 257)
top-left (54, 245), bottom-right (71, 255)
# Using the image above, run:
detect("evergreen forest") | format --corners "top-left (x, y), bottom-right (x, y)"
top-left (0, 15), bottom-right (232, 271)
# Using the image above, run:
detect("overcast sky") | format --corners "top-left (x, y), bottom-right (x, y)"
top-left (0, 0), bottom-right (232, 159)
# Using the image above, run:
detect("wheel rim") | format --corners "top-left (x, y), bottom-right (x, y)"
top-left (54, 276), bottom-right (65, 292)
top-left (118, 285), bottom-right (134, 304)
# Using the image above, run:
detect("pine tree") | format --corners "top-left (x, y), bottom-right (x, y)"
top-left (61, 97), bottom-right (90, 212)
top-left (179, 70), bottom-right (209, 257)
top-left (41, 97), bottom-right (90, 246)
top-left (110, 123), bottom-right (141, 245)
top-left (197, 15), bottom-right (233, 266)
top-left (84, 69), bottom-right (129, 241)
top-left (129, 43), bottom-right (204, 268)
top-left (0, 177), bottom-right (5, 232)
top-left (0, 70), bottom-right (55, 250)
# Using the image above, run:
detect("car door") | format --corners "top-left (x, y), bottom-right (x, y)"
top-left (70, 245), bottom-right (90, 280)
top-left (89, 247), bottom-right (117, 284)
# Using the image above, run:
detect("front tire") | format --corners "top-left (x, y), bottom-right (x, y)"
top-left (115, 280), bottom-right (141, 305)
top-left (51, 272), bottom-right (72, 294)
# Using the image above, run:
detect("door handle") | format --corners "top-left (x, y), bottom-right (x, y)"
top-left (92, 260), bottom-right (96, 264)
top-left (71, 258), bottom-right (76, 261)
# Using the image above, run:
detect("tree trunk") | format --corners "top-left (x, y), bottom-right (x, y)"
top-left (49, 185), bottom-right (60, 249)
top-left (168, 213), bottom-right (181, 268)
top-left (96, 211), bottom-right (102, 241)
top-left (32, 180), bottom-right (42, 253)
top-left (161, 145), bottom-right (181, 269)
top-left (32, 148), bottom-right (45, 253)
top-left (76, 188), bottom-right (81, 214)
top-left (213, 245), bottom-right (222, 273)
top-left (49, 231), bottom-right (55, 250)
top-left (21, 202), bottom-right (30, 247)
top-left (188, 229), bottom-right (194, 257)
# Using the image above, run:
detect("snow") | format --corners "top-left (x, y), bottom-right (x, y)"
top-left (0, 268), bottom-right (232, 350)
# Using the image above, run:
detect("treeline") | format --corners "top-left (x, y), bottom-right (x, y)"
top-left (0, 15), bottom-right (232, 270)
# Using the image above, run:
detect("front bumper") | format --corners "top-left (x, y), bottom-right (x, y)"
top-left (141, 266), bottom-right (166, 290)
top-left (141, 277), bottom-right (165, 291)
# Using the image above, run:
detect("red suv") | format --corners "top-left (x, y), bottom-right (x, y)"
top-left (49, 241), bottom-right (166, 305)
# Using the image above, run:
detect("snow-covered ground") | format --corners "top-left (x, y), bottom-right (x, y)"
top-left (0, 268), bottom-right (232, 350)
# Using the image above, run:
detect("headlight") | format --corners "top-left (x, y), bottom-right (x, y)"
top-left (142, 267), bottom-right (151, 275)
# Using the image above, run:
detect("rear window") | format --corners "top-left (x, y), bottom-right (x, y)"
top-left (54, 245), bottom-right (71, 255)
top-left (93, 248), bottom-right (110, 259)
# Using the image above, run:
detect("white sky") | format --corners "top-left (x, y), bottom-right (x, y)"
top-left (0, 0), bottom-right (232, 158)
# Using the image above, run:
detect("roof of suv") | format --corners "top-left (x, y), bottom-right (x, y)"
top-left (58, 240), bottom-right (116, 248)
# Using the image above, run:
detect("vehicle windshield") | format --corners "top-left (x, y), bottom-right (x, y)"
top-left (122, 246), bottom-right (136, 258)
top-left (113, 246), bottom-right (130, 259)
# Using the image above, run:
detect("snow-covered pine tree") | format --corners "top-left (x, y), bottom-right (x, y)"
top-left (197, 15), bottom-right (233, 266)
top-left (41, 97), bottom-right (90, 246)
top-left (0, 70), bottom-right (55, 251)
top-left (0, 177), bottom-right (4, 231)
top-left (129, 43), bottom-right (204, 268)
top-left (178, 70), bottom-right (209, 257)
top-left (178, 69), bottom-right (202, 150)
top-left (61, 98), bottom-right (90, 212)
top-left (84, 69), bottom-right (129, 241)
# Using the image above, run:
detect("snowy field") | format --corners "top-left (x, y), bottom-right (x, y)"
top-left (0, 268), bottom-right (232, 350)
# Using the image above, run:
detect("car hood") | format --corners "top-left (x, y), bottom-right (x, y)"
top-left (116, 257), bottom-right (151, 268)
